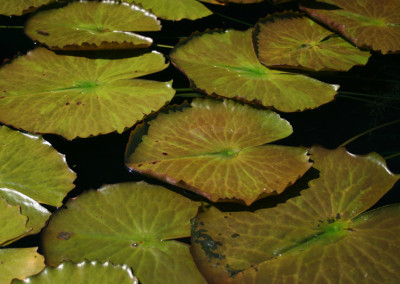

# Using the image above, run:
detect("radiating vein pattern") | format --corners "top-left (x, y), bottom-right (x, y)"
top-left (126, 99), bottom-right (312, 204)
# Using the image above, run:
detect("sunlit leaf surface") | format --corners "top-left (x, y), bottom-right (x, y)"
top-left (0, 48), bottom-right (174, 139)
top-left (25, 1), bottom-right (161, 50)
top-left (191, 146), bottom-right (400, 283)
top-left (0, 126), bottom-right (75, 207)
top-left (0, 0), bottom-right (53, 16)
top-left (13, 261), bottom-right (138, 284)
top-left (170, 29), bottom-right (338, 112)
top-left (300, 0), bottom-right (400, 54)
top-left (0, 188), bottom-right (50, 242)
top-left (0, 248), bottom-right (45, 283)
top-left (0, 197), bottom-right (29, 246)
top-left (42, 182), bottom-right (205, 284)
top-left (126, 99), bottom-right (312, 205)
top-left (122, 0), bottom-right (212, 20)
top-left (254, 12), bottom-right (371, 71)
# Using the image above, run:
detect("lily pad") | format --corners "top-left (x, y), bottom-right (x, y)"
top-left (0, 48), bottom-right (174, 140)
top-left (0, 0), bottom-right (54, 16)
top-left (0, 126), bottom-right (75, 207)
top-left (125, 99), bottom-right (312, 205)
top-left (13, 261), bottom-right (138, 284)
top-left (191, 146), bottom-right (400, 283)
top-left (25, 1), bottom-right (161, 50)
top-left (300, 0), bottom-right (400, 54)
top-left (122, 0), bottom-right (212, 20)
top-left (254, 12), bottom-right (371, 71)
top-left (0, 197), bottom-right (29, 246)
top-left (42, 182), bottom-right (205, 284)
top-left (0, 248), bottom-right (45, 284)
top-left (0, 188), bottom-right (50, 243)
top-left (170, 29), bottom-right (338, 112)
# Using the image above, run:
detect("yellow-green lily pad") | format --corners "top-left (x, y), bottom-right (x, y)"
top-left (0, 126), bottom-right (75, 208)
top-left (122, 0), bottom-right (212, 20)
top-left (0, 197), bottom-right (29, 246)
top-left (254, 12), bottom-right (371, 71)
top-left (0, 0), bottom-right (54, 16)
top-left (300, 0), bottom-right (400, 54)
top-left (125, 99), bottom-right (312, 205)
top-left (0, 248), bottom-right (45, 284)
top-left (25, 1), bottom-right (161, 50)
top-left (170, 29), bottom-right (338, 112)
top-left (12, 261), bottom-right (138, 284)
top-left (191, 146), bottom-right (400, 283)
top-left (42, 182), bottom-right (205, 284)
top-left (0, 48), bottom-right (174, 140)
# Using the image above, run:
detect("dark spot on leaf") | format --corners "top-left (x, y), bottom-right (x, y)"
top-left (151, 161), bottom-right (158, 164)
top-left (251, 265), bottom-right (258, 272)
top-left (37, 30), bottom-right (49, 36)
top-left (191, 218), bottom-right (225, 261)
top-left (336, 213), bottom-right (341, 220)
top-left (76, 101), bottom-right (82, 105)
top-left (223, 216), bottom-right (228, 219)
top-left (57, 232), bottom-right (72, 240)
top-left (225, 264), bottom-right (242, 277)
top-left (0, 96), bottom-right (5, 99)
top-left (138, 164), bottom-right (143, 167)
top-left (65, 102), bottom-right (70, 106)
top-left (155, 140), bottom-right (159, 142)
top-left (231, 233), bottom-right (240, 238)
top-left (162, 152), bottom-right (168, 156)
top-left (200, 222), bottom-right (204, 225)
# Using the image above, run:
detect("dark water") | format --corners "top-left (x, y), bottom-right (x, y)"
top-left (1, 1), bottom-right (399, 249)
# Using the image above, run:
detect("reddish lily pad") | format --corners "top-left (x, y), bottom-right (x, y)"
top-left (122, 0), bottom-right (212, 20)
top-left (12, 261), bottom-right (138, 284)
top-left (0, 248), bottom-right (45, 284)
top-left (170, 29), bottom-right (338, 112)
top-left (42, 182), bottom-right (205, 284)
top-left (300, 0), bottom-right (400, 54)
top-left (25, 1), bottom-right (161, 50)
top-left (254, 12), bottom-right (371, 71)
top-left (0, 48), bottom-right (174, 140)
top-left (125, 99), bottom-right (312, 205)
top-left (0, 0), bottom-right (54, 16)
top-left (191, 146), bottom-right (400, 283)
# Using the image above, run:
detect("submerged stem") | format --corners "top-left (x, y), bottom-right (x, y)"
top-left (340, 119), bottom-right (400, 147)
top-left (212, 11), bottom-right (253, 27)
top-left (0, 26), bottom-right (24, 29)
top-left (384, 152), bottom-right (400, 160)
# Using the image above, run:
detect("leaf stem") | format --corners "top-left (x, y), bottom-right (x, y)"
top-left (340, 119), bottom-right (400, 147)
top-left (338, 91), bottom-right (400, 100)
top-left (0, 26), bottom-right (24, 29)
top-left (174, 92), bottom-right (205, 98)
top-left (336, 95), bottom-right (400, 110)
top-left (384, 152), bottom-right (400, 160)
top-left (175, 88), bottom-right (195, 92)
top-left (212, 11), bottom-right (253, 27)
top-left (154, 44), bottom-right (174, 49)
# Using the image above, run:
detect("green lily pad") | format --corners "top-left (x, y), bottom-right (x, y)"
top-left (25, 1), bottom-right (161, 50)
top-left (191, 146), bottom-right (400, 283)
top-left (254, 12), bottom-right (371, 71)
top-left (125, 99), bottom-right (312, 205)
top-left (122, 0), bottom-right (212, 20)
top-left (0, 126), bottom-right (75, 207)
top-left (0, 197), bottom-right (29, 246)
top-left (0, 248), bottom-right (45, 283)
top-left (42, 182), bottom-right (205, 284)
top-left (300, 0), bottom-right (400, 54)
top-left (170, 29), bottom-right (338, 112)
top-left (12, 261), bottom-right (137, 284)
top-left (0, 48), bottom-right (174, 140)
top-left (0, 0), bottom-right (54, 16)
top-left (0, 188), bottom-right (50, 243)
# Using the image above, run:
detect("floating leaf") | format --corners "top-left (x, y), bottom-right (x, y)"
top-left (0, 197), bottom-right (29, 246)
top-left (0, 126), bottom-right (75, 207)
top-left (254, 12), bottom-right (371, 71)
top-left (122, 0), bottom-right (212, 20)
top-left (170, 29), bottom-right (338, 112)
top-left (0, 248), bottom-right (45, 283)
top-left (0, 48), bottom-right (174, 139)
top-left (0, 188), bottom-right (50, 242)
top-left (0, 0), bottom-right (54, 16)
top-left (126, 99), bottom-right (312, 205)
top-left (42, 182), bottom-right (205, 284)
top-left (13, 261), bottom-right (138, 284)
top-left (300, 0), bottom-right (400, 54)
top-left (25, 1), bottom-right (161, 50)
top-left (191, 146), bottom-right (400, 283)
